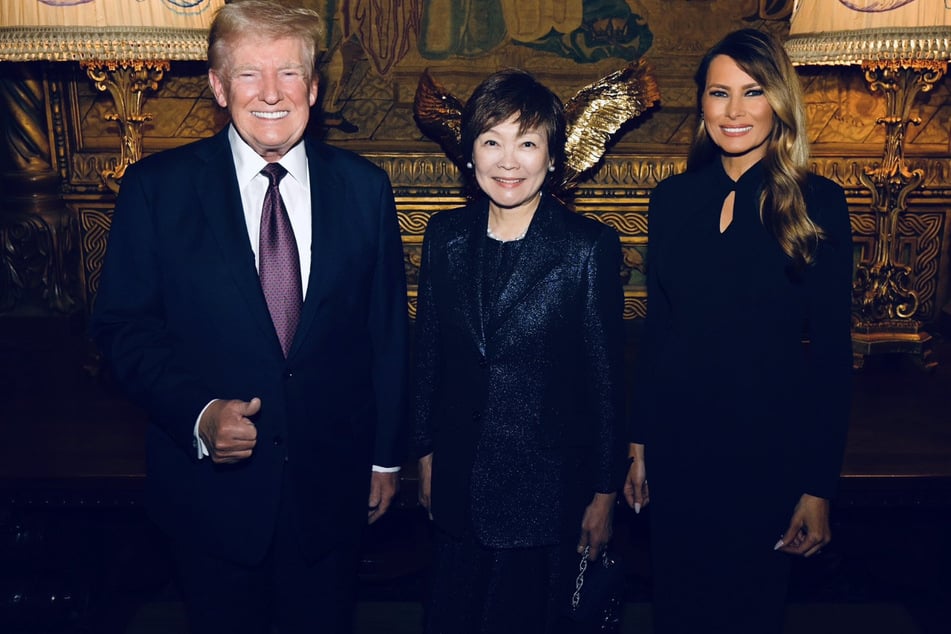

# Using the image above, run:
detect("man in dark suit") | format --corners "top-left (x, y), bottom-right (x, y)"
top-left (89, 2), bottom-right (407, 632)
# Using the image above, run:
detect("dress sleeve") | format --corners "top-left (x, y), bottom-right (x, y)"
top-left (580, 225), bottom-right (628, 492)
top-left (799, 178), bottom-right (854, 499)
top-left (412, 218), bottom-right (441, 459)
top-left (368, 174), bottom-right (410, 468)
top-left (630, 180), bottom-right (674, 445)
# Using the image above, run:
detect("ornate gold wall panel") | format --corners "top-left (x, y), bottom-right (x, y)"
top-left (2, 0), bottom-right (950, 327)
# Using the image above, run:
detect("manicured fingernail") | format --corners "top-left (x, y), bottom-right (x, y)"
top-left (773, 539), bottom-right (784, 550)
top-left (634, 502), bottom-right (641, 514)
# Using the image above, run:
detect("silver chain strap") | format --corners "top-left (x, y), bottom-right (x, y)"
top-left (571, 545), bottom-right (591, 610)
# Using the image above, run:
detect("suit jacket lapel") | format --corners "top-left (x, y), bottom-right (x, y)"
top-left (447, 201), bottom-right (488, 356)
top-left (290, 139), bottom-right (340, 357)
top-left (194, 130), bottom-right (278, 348)
top-left (486, 197), bottom-right (564, 335)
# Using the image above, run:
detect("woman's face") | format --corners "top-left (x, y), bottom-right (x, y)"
top-left (701, 54), bottom-right (774, 172)
top-left (472, 114), bottom-right (552, 212)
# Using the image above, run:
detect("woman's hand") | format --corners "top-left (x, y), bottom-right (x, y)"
top-left (775, 493), bottom-right (830, 557)
top-left (623, 442), bottom-right (649, 513)
top-left (578, 492), bottom-right (616, 560)
top-left (417, 452), bottom-right (433, 520)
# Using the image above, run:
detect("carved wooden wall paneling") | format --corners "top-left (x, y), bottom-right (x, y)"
top-left (0, 206), bottom-right (78, 313)
top-left (0, 63), bottom-right (79, 314)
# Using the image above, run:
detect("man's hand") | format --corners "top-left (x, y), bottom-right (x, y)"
top-left (368, 471), bottom-right (399, 525)
top-left (417, 453), bottom-right (433, 520)
top-left (198, 398), bottom-right (260, 464)
top-left (578, 492), bottom-right (616, 560)
top-left (776, 493), bottom-right (831, 558)
top-left (623, 442), bottom-right (649, 513)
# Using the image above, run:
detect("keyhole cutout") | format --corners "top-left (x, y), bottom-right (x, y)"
top-left (719, 190), bottom-right (735, 234)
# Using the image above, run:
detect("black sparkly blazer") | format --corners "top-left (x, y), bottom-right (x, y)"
top-left (413, 194), bottom-right (628, 548)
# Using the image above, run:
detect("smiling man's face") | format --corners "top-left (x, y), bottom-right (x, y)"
top-left (209, 35), bottom-right (318, 161)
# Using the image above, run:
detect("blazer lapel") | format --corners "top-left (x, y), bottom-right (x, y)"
top-left (447, 202), bottom-right (488, 356)
top-left (290, 140), bottom-right (342, 357)
top-left (486, 197), bottom-right (564, 335)
top-left (194, 131), bottom-right (278, 347)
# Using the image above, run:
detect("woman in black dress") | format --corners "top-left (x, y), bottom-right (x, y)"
top-left (623, 29), bottom-right (854, 634)
top-left (413, 69), bottom-right (628, 634)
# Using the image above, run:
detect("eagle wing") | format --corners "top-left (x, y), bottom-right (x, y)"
top-left (562, 59), bottom-right (661, 191)
top-left (413, 69), bottom-right (466, 168)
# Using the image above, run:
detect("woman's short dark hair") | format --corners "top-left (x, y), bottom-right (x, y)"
top-left (461, 69), bottom-right (566, 191)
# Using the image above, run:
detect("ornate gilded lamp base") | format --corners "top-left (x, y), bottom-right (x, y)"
top-left (83, 60), bottom-right (167, 194)
top-left (847, 61), bottom-right (945, 372)
top-left (852, 319), bottom-right (935, 371)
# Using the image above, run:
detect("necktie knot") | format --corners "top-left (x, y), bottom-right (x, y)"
top-left (261, 162), bottom-right (288, 186)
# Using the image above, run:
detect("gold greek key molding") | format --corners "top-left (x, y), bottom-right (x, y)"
top-left (625, 297), bottom-right (647, 321)
top-left (76, 206), bottom-right (113, 306)
top-left (579, 210), bottom-right (648, 236)
top-left (810, 156), bottom-right (951, 193)
top-left (850, 211), bottom-right (944, 321)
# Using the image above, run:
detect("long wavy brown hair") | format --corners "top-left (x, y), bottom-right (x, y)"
top-left (688, 28), bottom-right (822, 267)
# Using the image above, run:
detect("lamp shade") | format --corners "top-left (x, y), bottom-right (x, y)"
top-left (0, 0), bottom-right (225, 63)
top-left (786, 0), bottom-right (951, 67)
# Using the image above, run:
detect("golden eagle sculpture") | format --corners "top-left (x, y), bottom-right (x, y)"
top-left (413, 60), bottom-right (661, 194)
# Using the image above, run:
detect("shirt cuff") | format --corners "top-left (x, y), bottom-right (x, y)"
top-left (372, 465), bottom-right (401, 473)
top-left (193, 400), bottom-right (215, 460)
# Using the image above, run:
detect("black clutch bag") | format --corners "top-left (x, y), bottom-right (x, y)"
top-left (568, 545), bottom-right (625, 631)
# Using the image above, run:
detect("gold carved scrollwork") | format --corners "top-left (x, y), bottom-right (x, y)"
top-left (83, 60), bottom-right (169, 193)
top-left (852, 63), bottom-right (941, 321)
top-left (849, 60), bottom-right (946, 369)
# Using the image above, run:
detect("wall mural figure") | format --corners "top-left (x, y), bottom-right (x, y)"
top-left (304, 0), bottom-right (423, 132)
top-left (419, 0), bottom-right (508, 59)
top-left (745, 0), bottom-right (794, 20)
top-left (305, 0), bottom-right (425, 77)
top-left (419, 0), bottom-right (652, 63)
top-left (515, 0), bottom-right (652, 63)
top-left (342, 0), bottom-right (422, 75)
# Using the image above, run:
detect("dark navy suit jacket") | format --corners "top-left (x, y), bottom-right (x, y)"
top-left (91, 128), bottom-right (408, 564)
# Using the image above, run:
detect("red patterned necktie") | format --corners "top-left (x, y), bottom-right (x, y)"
top-left (259, 162), bottom-right (302, 357)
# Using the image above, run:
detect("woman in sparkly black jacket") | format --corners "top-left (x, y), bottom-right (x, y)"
top-left (413, 69), bottom-right (628, 634)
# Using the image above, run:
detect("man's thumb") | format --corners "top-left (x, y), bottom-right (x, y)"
top-left (244, 397), bottom-right (262, 417)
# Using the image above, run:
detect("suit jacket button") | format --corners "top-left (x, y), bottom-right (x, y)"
top-left (472, 410), bottom-right (481, 421)
top-left (284, 370), bottom-right (294, 379)
top-left (273, 435), bottom-right (283, 446)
